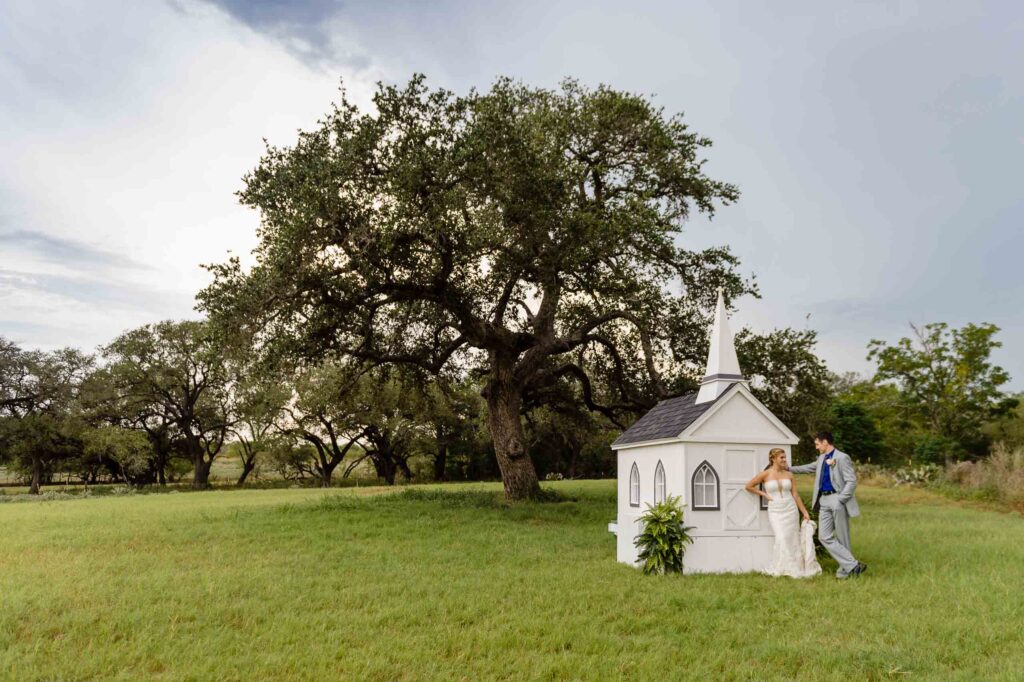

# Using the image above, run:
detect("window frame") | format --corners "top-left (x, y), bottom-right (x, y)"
top-left (691, 460), bottom-right (720, 511)
top-left (629, 462), bottom-right (640, 507)
top-left (654, 460), bottom-right (666, 504)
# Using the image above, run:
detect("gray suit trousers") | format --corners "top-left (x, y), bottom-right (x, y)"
top-left (818, 495), bottom-right (859, 576)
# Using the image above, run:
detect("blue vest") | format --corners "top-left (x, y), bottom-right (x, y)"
top-left (820, 450), bottom-right (836, 494)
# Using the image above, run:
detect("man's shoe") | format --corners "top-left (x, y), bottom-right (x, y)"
top-left (851, 562), bottom-right (868, 577)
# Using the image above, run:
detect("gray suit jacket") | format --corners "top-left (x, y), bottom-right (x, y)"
top-left (790, 449), bottom-right (860, 518)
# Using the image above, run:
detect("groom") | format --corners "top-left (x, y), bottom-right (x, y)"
top-left (789, 431), bottom-right (868, 579)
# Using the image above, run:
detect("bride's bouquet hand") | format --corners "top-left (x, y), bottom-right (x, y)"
top-left (802, 511), bottom-right (810, 522)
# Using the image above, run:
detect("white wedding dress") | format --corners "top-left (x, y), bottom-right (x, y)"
top-left (764, 478), bottom-right (822, 578)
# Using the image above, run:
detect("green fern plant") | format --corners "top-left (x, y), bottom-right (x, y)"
top-left (634, 495), bottom-right (695, 575)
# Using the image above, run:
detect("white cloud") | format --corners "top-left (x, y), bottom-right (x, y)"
top-left (1, 0), bottom-right (1021, 390)
top-left (0, 0), bottom-right (385, 351)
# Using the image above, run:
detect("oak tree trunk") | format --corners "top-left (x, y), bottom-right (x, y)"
top-left (192, 454), bottom-right (212, 489)
top-left (236, 456), bottom-right (256, 487)
top-left (433, 426), bottom-right (448, 481)
top-left (320, 463), bottom-right (335, 488)
top-left (30, 455), bottom-right (43, 495)
top-left (376, 456), bottom-right (397, 485)
top-left (485, 375), bottom-right (541, 501)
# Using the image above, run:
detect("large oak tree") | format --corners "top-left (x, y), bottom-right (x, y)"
top-left (199, 76), bottom-right (749, 500)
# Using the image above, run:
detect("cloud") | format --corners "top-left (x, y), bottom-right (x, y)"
top-left (0, 0), bottom-right (383, 352)
top-left (1, 0), bottom-right (1022, 388)
top-left (0, 268), bottom-right (179, 311)
top-left (193, 0), bottom-right (373, 70)
top-left (0, 229), bottom-right (150, 272)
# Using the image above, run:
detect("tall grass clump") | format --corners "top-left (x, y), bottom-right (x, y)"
top-left (944, 443), bottom-right (1024, 511)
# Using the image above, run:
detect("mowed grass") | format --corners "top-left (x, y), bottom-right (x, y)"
top-left (1, 480), bottom-right (1022, 680)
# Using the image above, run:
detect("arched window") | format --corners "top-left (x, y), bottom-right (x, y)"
top-left (654, 461), bottom-right (666, 504)
top-left (629, 463), bottom-right (640, 507)
top-left (691, 461), bottom-right (720, 510)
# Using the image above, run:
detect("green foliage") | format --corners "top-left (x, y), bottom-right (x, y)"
top-left (868, 322), bottom-right (1010, 459)
top-left (982, 394), bottom-right (1024, 449)
top-left (101, 320), bottom-right (233, 489)
top-left (735, 327), bottom-right (832, 460)
top-left (634, 495), bottom-right (694, 575)
top-left (197, 74), bottom-right (750, 499)
top-left (912, 434), bottom-right (964, 465)
top-left (828, 398), bottom-right (885, 461)
top-left (81, 425), bottom-right (153, 485)
top-left (0, 340), bottom-right (94, 492)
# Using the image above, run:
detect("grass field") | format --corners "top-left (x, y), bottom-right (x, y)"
top-left (1, 479), bottom-right (1022, 680)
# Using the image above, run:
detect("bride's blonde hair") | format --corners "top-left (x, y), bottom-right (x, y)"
top-left (768, 448), bottom-right (786, 466)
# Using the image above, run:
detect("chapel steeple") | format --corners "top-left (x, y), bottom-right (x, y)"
top-left (695, 288), bottom-right (748, 404)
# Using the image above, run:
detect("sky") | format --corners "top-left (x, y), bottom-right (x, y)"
top-left (1, 0), bottom-right (1022, 389)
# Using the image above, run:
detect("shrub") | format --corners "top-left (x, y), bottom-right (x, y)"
top-left (892, 463), bottom-right (942, 487)
top-left (912, 434), bottom-right (964, 465)
top-left (634, 495), bottom-right (694, 575)
top-left (942, 443), bottom-right (1024, 510)
top-left (856, 462), bottom-right (896, 487)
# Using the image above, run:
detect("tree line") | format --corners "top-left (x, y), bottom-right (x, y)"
top-left (0, 319), bottom-right (837, 494)
top-left (2, 76), bottom-right (1016, 496)
top-left (1, 318), bottom-right (1014, 495)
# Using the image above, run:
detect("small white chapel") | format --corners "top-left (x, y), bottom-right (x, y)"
top-left (608, 290), bottom-right (800, 573)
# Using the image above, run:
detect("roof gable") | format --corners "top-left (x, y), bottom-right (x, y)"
top-left (682, 384), bottom-right (799, 444)
top-left (611, 384), bottom-right (738, 449)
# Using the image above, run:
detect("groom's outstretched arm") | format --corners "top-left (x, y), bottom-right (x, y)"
top-left (837, 454), bottom-right (857, 504)
top-left (789, 461), bottom-right (817, 475)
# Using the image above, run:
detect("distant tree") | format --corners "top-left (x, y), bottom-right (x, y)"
top-left (735, 327), bottom-right (832, 460)
top-left (229, 372), bottom-right (288, 486)
top-left (0, 338), bottom-right (31, 415)
top-left (982, 394), bottom-right (1024, 449)
top-left (267, 440), bottom-right (319, 482)
top-left (868, 322), bottom-right (1011, 460)
top-left (80, 365), bottom-right (176, 485)
top-left (411, 376), bottom-right (484, 481)
top-left (280, 361), bottom-right (367, 487)
top-left (198, 75), bottom-right (750, 500)
top-left (343, 370), bottom-right (425, 485)
top-left (81, 425), bottom-right (153, 486)
top-left (103, 321), bottom-right (232, 489)
top-left (0, 343), bottom-right (94, 493)
top-left (834, 377), bottom-right (917, 465)
top-left (524, 401), bottom-right (617, 479)
top-left (828, 399), bottom-right (885, 462)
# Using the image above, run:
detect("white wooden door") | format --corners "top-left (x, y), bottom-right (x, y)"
top-left (723, 447), bottom-right (759, 530)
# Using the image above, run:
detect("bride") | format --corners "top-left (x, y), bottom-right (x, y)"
top-left (746, 448), bottom-right (821, 578)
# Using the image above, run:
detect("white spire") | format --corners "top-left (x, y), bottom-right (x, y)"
top-left (695, 288), bottom-right (747, 404)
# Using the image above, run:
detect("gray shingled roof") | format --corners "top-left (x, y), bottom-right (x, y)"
top-left (612, 384), bottom-right (738, 447)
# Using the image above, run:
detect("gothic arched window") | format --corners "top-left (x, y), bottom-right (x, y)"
top-left (691, 461), bottom-right (720, 510)
top-left (654, 461), bottom-right (666, 504)
top-left (629, 463), bottom-right (640, 507)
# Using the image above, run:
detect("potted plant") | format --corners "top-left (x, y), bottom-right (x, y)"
top-left (634, 495), bottom-right (695, 575)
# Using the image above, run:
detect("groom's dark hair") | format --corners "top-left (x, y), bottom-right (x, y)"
top-left (815, 430), bottom-right (834, 444)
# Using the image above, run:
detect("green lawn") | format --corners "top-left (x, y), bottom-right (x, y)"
top-left (1, 479), bottom-right (1022, 680)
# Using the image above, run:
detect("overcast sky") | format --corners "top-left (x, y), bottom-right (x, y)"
top-left (2, 0), bottom-right (1022, 389)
